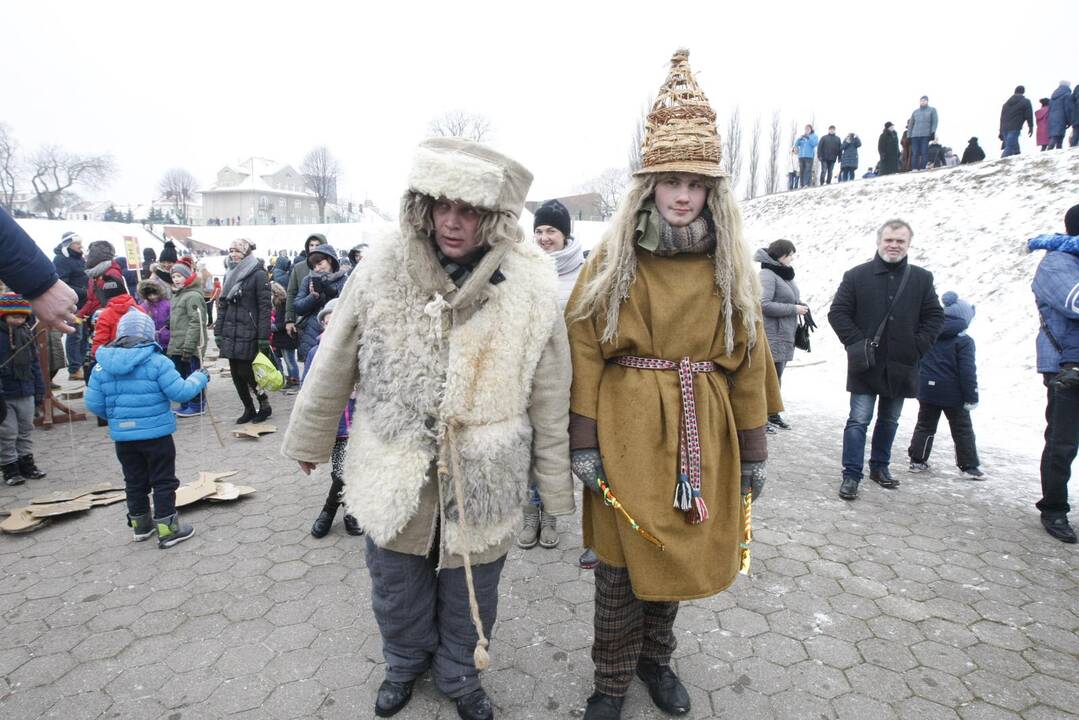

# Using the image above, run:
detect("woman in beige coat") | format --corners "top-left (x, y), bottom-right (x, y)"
top-left (281, 138), bottom-right (573, 720)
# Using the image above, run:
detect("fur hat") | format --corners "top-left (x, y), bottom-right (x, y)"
top-left (635, 49), bottom-right (725, 178)
top-left (533, 200), bottom-right (572, 238)
top-left (318, 298), bottom-right (338, 323)
top-left (407, 137), bottom-right (533, 218)
top-left (85, 240), bottom-right (116, 268)
top-left (159, 241), bottom-right (178, 263)
top-left (116, 308), bottom-right (155, 342)
top-left (0, 293), bottom-right (32, 317)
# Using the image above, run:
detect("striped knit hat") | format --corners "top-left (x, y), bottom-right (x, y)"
top-left (0, 293), bottom-right (32, 317)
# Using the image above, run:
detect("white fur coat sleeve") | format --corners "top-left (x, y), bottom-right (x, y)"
top-left (280, 269), bottom-right (363, 464)
top-left (528, 312), bottom-right (575, 516)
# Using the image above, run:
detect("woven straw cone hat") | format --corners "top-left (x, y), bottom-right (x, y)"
top-left (635, 48), bottom-right (726, 178)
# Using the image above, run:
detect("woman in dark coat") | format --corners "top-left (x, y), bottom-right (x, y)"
top-left (215, 239), bottom-right (272, 423)
top-left (292, 245), bottom-right (348, 366)
top-left (878, 122), bottom-right (900, 175)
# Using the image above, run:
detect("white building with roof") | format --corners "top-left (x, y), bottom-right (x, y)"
top-left (199, 157), bottom-right (325, 226)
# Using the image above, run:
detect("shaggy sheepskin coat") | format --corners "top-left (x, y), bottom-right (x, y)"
top-left (281, 225), bottom-right (574, 567)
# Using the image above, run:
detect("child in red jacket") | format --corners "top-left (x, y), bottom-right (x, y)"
top-left (91, 277), bottom-right (145, 359)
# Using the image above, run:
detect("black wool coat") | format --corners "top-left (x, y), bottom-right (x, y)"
top-left (215, 261), bottom-right (271, 361)
top-left (827, 255), bottom-right (944, 398)
top-left (877, 130), bottom-right (900, 174)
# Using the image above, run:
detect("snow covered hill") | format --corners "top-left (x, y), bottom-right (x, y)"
top-left (738, 148), bottom-right (1079, 461)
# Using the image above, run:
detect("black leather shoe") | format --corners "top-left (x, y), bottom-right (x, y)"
top-left (343, 513), bottom-right (365, 536)
top-left (310, 509), bottom-right (335, 538)
top-left (235, 407), bottom-right (256, 424)
top-left (636, 659), bottom-right (691, 715)
top-left (375, 679), bottom-right (415, 717)
top-left (584, 692), bottom-right (625, 720)
top-left (455, 688), bottom-right (493, 720)
top-left (1042, 515), bottom-right (1078, 544)
top-left (870, 467), bottom-right (899, 488)
top-left (838, 476), bottom-right (859, 500)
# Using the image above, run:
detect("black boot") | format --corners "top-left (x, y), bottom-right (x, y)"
top-left (374, 678), bottom-right (415, 717)
top-left (455, 688), bottom-right (493, 720)
top-left (870, 467), bottom-right (899, 488)
top-left (17, 455), bottom-right (46, 480)
top-left (235, 406), bottom-right (256, 424)
top-left (2, 462), bottom-right (23, 486)
top-left (636, 658), bottom-right (691, 715)
top-left (254, 392), bottom-right (272, 423)
top-left (343, 513), bottom-right (364, 536)
top-left (584, 692), bottom-right (625, 720)
top-left (311, 508), bottom-right (336, 538)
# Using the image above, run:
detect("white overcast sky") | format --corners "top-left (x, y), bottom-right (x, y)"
top-left (3, 0), bottom-right (1075, 214)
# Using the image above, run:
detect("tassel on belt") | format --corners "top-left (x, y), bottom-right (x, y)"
top-left (611, 355), bottom-right (718, 525)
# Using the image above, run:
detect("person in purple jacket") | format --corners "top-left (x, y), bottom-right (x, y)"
top-left (303, 298), bottom-right (363, 539)
top-left (137, 280), bottom-right (171, 350)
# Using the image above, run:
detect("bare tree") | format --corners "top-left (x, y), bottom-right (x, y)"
top-left (0, 124), bottom-right (16, 212)
top-left (301, 146), bottom-right (340, 223)
top-left (722, 107), bottom-right (743, 191)
top-left (745, 115), bottom-right (762, 200)
top-left (765, 110), bottom-right (782, 195)
top-left (577, 167), bottom-right (629, 220)
top-left (29, 145), bottom-right (114, 219)
top-left (158, 167), bottom-right (198, 223)
top-left (428, 110), bottom-right (493, 143)
top-left (628, 95), bottom-right (654, 172)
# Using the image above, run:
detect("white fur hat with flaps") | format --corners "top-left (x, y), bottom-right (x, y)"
top-left (407, 137), bottom-right (533, 218)
top-left (636, 48), bottom-right (726, 178)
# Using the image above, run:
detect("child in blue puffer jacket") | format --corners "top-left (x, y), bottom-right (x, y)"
top-left (302, 299), bottom-right (362, 539)
top-left (907, 292), bottom-right (984, 479)
top-left (86, 309), bottom-right (210, 548)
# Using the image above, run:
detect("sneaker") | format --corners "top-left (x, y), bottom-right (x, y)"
top-left (768, 413), bottom-right (791, 430)
top-left (538, 511), bottom-right (559, 548)
top-left (961, 467), bottom-right (986, 480)
top-left (579, 548), bottom-right (599, 570)
top-left (173, 402), bottom-right (189, 415)
top-left (2, 462), bottom-right (24, 486)
top-left (128, 513), bottom-right (156, 542)
top-left (16, 455), bottom-right (46, 480)
top-left (766, 423), bottom-right (778, 435)
top-left (176, 402), bottom-right (205, 418)
top-left (909, 461), bottom-right (930, 473)
top-left (156, 512), bottom-right (195, 549)
top-left (516, 505), bottom-right (540, 549)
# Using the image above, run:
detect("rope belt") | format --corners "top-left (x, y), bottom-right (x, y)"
top-left (611, 355), bottom-right (718, 525)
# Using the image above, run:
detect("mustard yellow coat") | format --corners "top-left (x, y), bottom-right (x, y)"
top-left (568, 249), bottom-right (782, 601)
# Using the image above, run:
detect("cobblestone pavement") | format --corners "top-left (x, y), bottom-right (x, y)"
top-left (1, 358), bottom-right (1077, 720)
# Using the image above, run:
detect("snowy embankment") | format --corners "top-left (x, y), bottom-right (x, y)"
top-left (738, 148), bottom-right (1079, 462)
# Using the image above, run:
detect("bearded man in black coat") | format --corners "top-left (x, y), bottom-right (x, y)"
top-left (828, 220), bottom-right (944, 501)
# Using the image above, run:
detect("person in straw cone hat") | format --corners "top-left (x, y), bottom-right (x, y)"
top-left (566, 49), bottom-right (783, 720)
top-left (280, 137), bottom-right (574, 720)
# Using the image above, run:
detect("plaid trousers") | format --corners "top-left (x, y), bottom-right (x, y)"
top-left (593, 562), bottom-right (679, 696)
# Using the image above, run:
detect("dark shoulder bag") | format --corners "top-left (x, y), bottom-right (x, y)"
top-left (794, 308), bottom-right (817, 352)
top-left (845, 265), bottom-right (911, 374)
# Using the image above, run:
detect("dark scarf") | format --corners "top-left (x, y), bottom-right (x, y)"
top-left (636, 201), bottom-right (716, 256)
top-left (434, 246), bottom-right (505, 288)
top-left (762, 260), bottom-right (795, 281)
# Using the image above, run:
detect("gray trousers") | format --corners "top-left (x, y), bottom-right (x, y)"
top-left (365, 536), bottom-right (505, 699)
top-left (0, 396), bottom-right (34, 465)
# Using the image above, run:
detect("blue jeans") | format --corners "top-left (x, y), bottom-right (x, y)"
top-left (839, 167), bottom-right (856, 182)
top-left (799, 157), bottom-right (813, 187)
top-left (280, 348), bottom-right (299, 379)
top-left (65, 325), bottom-right (88, 373)
top-left (1001, 129), bottom-right (1021, 157)
top-left (910, 136), bottom-right (930, 170)
top-left (842, 393), bottom-right (905, 480)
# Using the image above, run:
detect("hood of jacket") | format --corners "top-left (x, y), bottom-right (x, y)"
top-left (137, 279), bottom-right (167, 302)
top-left (1051, 85), bottom-right (1072, 102)
top-left (274, 255), bottom-right (292, 271)
top-left (95, 341), bottom-right (159, 375)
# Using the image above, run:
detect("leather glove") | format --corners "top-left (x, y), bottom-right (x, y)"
top-left (258, 340), bottom-right (272, 356)
top-left (963, 402), bottom-right (978, 412)
top-left (741, 461), bottom-right (766, 500)
top-left (1052, 364), bottom-right (1079, 390)
top-left (571, 448), bottom-right (605, 496)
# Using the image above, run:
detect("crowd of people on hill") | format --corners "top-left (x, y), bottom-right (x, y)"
top-left (788, 81), bottom-right (1079, 189)
top-left (0, 49), bottom-right (1077, 720)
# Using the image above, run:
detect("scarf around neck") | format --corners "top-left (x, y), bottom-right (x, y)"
top-left (222, 254), bottom-right (260, 301)
top-left (549, 236), bottom-right (584, 278)
top-left (635, 200), bottom-right (715, 256)
top-left (86, 260), bottom-right (113, 278)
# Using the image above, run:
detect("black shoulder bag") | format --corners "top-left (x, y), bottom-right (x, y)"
top-left (846, 265), bottom-right (910, 374)
top-left (794, 308), bottom-right (817, 352)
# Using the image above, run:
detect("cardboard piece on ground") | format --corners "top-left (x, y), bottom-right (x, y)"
top-left (175, 471), bottom-right (241, 507)
top-left (89, 492), bottom-right (127, 507)
top-left (232, 423), bottom-right (276, 439)
top-left (28, 498), bottom-right (93, 518)
top-left (207, 484), bottom-right (256, 502)
top-left (31, 483), bottom-right (116, 505)
top-left (0, 508), bottom-right (48, 534)
top-left (206, 482), bottom-right (241, 501)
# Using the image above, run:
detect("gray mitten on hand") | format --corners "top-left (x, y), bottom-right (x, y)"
top-left (571, 448), bottom-right (605, 496)
top-left (741, 461), bottom-right (766, 500)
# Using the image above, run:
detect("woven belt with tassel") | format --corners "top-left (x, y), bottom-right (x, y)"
top-left (611, 355), bottom-right (718, 524)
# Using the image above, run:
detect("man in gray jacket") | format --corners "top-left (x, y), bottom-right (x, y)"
top-left (281, 138), bottom-right (573, 720)
top-left (907, 96), bottom-right (939, 171)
